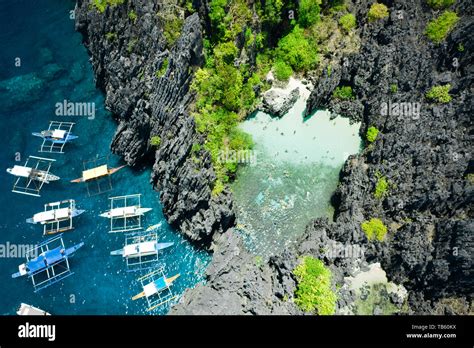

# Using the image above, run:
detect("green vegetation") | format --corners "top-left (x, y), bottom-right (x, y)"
top-left (293, 256), bottom-right (337, 315)
top-left (193, 0), bottom-right (329, 194)
top-left (298, 0), bottom-right (321, 28)
top-left (426, 0), bottom-right (455, 9)
top-left (328, 0), bottom-right (347, 14)
top-left (273, 60), bottom-right (293, 81)
top-left (191, 143), bottom-right (202, 153)
top-left (128, 10), bottom-right (137, 22)
top-left (366, 126), bottom-right (379, 143)
top-left (262, 0), bottom-right (283, 24)
top-left (191, 50), bottom-right (256, 190)
top-left (162, 17), bottom-right (184, 47)
top-left (150, 136), bottom-right (161, 147)
top-left (368, 3), bottom-right (389, 22)
top-left (211, 179), bottom-right (226, 196)
top-left (466, 173), bottom-right (474, 184)
top-left (374, 173), bottom-right (389, 199)
top-left (184, 0), bottom-right (194, 13)
top-left (339, 13), bottom-right (356, 32)
top-left (425, 11), bottom-right (459, 44)
top-left (274, 25), bottom-right (319, 72)
top-left (155, 58), bottom-right (169, 78)
top-left (105, 32), bottom-right (117, 41)
top-left (332, 86), bottom-right (354, 100)
top-left (127, 38), bottom-right (138, 54)
top-left (426, 84), bottom-right (452, 103)
top-left (361, 218), bottom-right (388, 241)
top-left (92, 0), bottom-right (124, 13)
top-left (390, 84), bottom-right (398, 93)
top-left (354, 283), bottom-right (402, 315)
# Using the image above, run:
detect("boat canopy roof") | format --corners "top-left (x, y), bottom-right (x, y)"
top-left (123, 241), bottom-right (156, 256)
top-left (33, 207), bottom-right (69, 223)
top-left (110, 206), bottom-right (137, 217)
top-left (82, 165), bottom-right (108, 181)
top-left (52, 129), bottom-right (66, 138)
top-left (26, 247), bottom-right (64, 273)
top-left (153, 277), bottom-right (167, 291)
top-left (10, 165), bottom-right (31, 177)
top-left (143, 277), bottom-right (167, 297)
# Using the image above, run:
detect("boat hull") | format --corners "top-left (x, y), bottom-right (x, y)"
top-left (11, 242), bottom-right (84, 278)
top-left (99, 207), bottom-right (152, 218)
top-left (32, 132), bottom-right (78, 143)
top-left (26, 209), bottom-right (85, 224)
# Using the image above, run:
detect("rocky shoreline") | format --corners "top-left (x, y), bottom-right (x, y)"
top-left (75, 0), bottom-right (472, 315)
top-left (75, 1), bottom-right (235, 247)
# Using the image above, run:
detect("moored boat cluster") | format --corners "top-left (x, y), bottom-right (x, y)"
top-left (10, 121), bottom-right (180, 314)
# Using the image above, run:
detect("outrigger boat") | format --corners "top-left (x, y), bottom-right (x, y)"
top-left (111, 229), bottom-right (172, 271)
top-left (12, 235), bottom-right (84, 292)
top-left (7, 156), bottom-right (59, 197)
top-left (27, 202), bottom-right (85, 225)
top-left (131, 267), bottom-right (180, 311)
top-left (111, 241), bottom-right (174, 258)
top-left (32, 129), bottom-right (78, 143)
top-left (12, 242), bottom-right (84, 279)
top-left (26, 200), bottom-right (85, 235)
top-left (132, 274), bottom-right (180, 301)
top-left (17, 303), bottom-right (50, 316)
top-left (99, 206), bottom-right (152, 219)
top-left (34, 121), bottom-right (76, 154)
top-left (70, 164), bottom-right (126, 183)
top-left (7, 164), bottom-right (59, 183)
top-left (105, 194), bottom-right (151, 233)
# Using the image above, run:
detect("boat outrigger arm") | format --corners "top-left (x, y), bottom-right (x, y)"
top-left (70, 164), bottom-right (126, 183)
top-left (7, 156), bottom-right (59, 197)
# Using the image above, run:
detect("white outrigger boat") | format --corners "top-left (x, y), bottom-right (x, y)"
top-left (7, 164), bottom-right (59, 183)
top-left (17, 303), bottom-right (50, 316)
top-left (7, 156), bottom-right (59, 197)
top-left (99, 206), bottom-right (152, 219)
top-left (26, 200), bottom-right (85, 235)
top-left (111, 240), bottom-right (174, 258)
top-left (103, 194), bottom-right (152, 232)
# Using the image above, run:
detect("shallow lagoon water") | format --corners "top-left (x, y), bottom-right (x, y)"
top-left (0, 0), bottom-right (209, 315)
top-left (232, 81), bottom-right (362, 258)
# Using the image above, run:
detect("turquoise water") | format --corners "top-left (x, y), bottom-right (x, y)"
top-left (0, 0), bottom-right (210, 315)
top-left (232, 86), bottom-right (362, 258)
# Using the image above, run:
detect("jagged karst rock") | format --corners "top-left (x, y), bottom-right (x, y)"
top-left (260, 87), bottom-right (300, 117)
top-left (75, 1), bottom-right (235, 246)
top-left (76, 0), bottom-right (473, 315)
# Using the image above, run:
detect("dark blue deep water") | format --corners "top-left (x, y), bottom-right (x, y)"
top-left (0, 0), bottom-right (210, 315)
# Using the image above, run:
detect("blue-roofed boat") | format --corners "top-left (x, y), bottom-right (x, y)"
top-left (12, 241), bottom-right (84, 279)
top-left (32, 129), bottom-right (78, 144)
